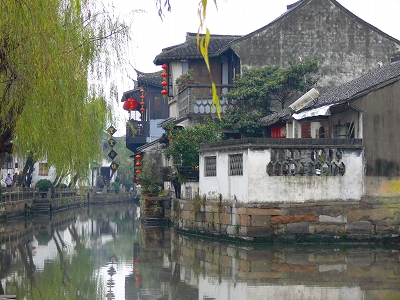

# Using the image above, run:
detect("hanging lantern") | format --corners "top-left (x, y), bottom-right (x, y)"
top-left (135, 178), bottom-right (140, 183)
top-left (123, 100), bottom-right (130, 111)
top-left (139, 89), bottom-right (145, 118)
top-left (161, 66), bottom-right (168, 100)
top-left (135, 169), bottom-right (141, 174)
top-left (123, 97), bottom-right (138, 112)
top-left (135, 154), bottom-right (142, 160)
top-left (135, 162), bottom-right (142, 167)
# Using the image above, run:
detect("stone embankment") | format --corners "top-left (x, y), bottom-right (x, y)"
top-left (172, 197), bottom-right (400, 243)
top-left (0, 187), bottom-right (134, 218)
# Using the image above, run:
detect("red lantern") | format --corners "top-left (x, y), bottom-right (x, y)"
top-left (135, 169), bottom-right (141, 174)
top-left (140, 107), bottom-right (145, 112)
top-left (140, 101), bottom-right (145, 106)
top-left (135, 154), bottom-right (142, 160)
top-left (161, 72), bottom-right (168, 78)
top-left (162, 63), bottom-right (168, 70)
top-left (135, 162), bottom-right (142, 167)
top-left (140, 95), bottom-right (145, 100)
top-left (140, 89), bottom-right (145, 94)
top-left (161, 81), bottom-right (168, 87)
top-left (123, 100), bottom-right (131, 111)
top-left (123, 97), bottom-right (138, 112)
top-left (128, 98), bottom-right (138, 110)
top-left (135, 178), bottom-right (140, 183)
top-left (161, 90), bottom-right (168, 96)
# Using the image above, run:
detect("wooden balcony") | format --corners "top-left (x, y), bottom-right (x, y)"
top-left (125, 119), bottom-right (150, 152)
top-left (177, 84), bottom-right (234, 119)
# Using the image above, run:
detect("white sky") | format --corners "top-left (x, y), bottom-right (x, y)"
top-left (110, 0), bottom-right (400, 135)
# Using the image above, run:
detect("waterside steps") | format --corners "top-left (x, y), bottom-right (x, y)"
top-left (140, 196), bottom-right (171, 226)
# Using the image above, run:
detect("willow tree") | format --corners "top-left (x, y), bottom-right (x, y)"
top-left (0, 0), bottom-right (129, 183)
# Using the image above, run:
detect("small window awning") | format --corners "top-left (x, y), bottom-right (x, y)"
top-left (292, 104), bottom-right (332, 120)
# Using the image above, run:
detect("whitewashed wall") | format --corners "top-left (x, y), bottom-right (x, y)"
top-left (200, 147), bottom-right (364, 203)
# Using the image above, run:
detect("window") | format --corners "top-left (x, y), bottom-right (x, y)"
top-left (38, 163), bottom-right (49, 176)
top-left (205, 156), bottom-right (217, 177)
top-left (2, 155), bottom-right (12, 169)
top-left (229, 154), bottom-right (243, 176)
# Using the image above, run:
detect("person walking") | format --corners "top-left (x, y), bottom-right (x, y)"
top-left (4, 173), bottom-right (13, 188)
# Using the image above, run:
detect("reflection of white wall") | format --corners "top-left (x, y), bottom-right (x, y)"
top-left (31, 218), bottom-right (117, 270)
top-left (199, 277), bottom-right (364, 300)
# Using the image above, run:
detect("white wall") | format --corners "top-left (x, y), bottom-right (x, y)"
top-left (200, 147), bottom-right (364, 203)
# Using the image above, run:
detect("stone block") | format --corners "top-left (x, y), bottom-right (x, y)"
top-left (211, 204), bottom-right (220, 213)
top-left (239, 260), bottom-right (251, 272)
top-left (220, 213), bottom-right (231, 225)
top-left (250, 261), bottom-right (271, 272)
top-left (345, 221), bottom-right (372, 234)
top-left (314, 224), bottom-right (345, 234)
top-left (286, 222), bottom-right (310, 234)
top-left (271, 263), bottom-right (317, 273)
top-left (237, 207), bottom-right (247, 215)
top-left (319, 214), bottom-right (347, 223)
top-left (181, 210), bottom-right (192, 220)
top-left (348, 209), bottom-right (394, 222)
top-left (221, 205), bottom-right (231, 214)
top-left (220, 255), bottom-right (232, 267)
top-left (240, 215), bottom-right (250, 227)
top-left (271, 214), bottom-right (316, 224)
top-left (205, 212), bottom-right (214, 223)
top-left (195, 212), bottom-right (206, 222)
top-left (247, 226), bottom-right (274, 237)
top-left (251, 215), bottom-right (271, 227)
top-left (247, 208), bottom-right (282, 216)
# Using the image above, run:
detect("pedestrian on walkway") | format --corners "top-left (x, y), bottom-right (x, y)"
top-left (4, 173), bottom-right (13, 188)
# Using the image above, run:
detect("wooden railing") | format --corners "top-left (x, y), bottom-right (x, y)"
top-left (177, 84), bottom-right (233, 118)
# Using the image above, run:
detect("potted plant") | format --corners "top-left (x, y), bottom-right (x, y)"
top-left (36, 179), bottom-right (53, 198)
top-left (175, 69), bottom-right (194, 90)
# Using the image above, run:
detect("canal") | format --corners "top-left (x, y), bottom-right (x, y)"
top-left (0, 203), bottom-right (399, 299)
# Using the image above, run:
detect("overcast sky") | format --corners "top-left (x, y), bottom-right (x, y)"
top-left (110, 0), bottom-right (400, 135)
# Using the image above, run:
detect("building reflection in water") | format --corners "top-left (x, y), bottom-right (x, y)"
top-left (0, 203), bottom-right (399, 299)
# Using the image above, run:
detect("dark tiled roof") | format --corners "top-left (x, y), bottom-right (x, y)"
top-left (230, 0), bottom-right (400, 50)
top-left (136, 69), bottom-right (163, 87)
top-left (153, 32), bottom-right (242, 65)
top-left (261, 61), bottom-right (400, 125)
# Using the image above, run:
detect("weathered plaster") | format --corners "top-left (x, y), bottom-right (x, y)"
top-left (230, 0), bottom-right (400, 96)
top-left (200, 146), bottom-right (364, 203)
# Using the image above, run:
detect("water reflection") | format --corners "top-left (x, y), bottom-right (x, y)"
top-left (1, 203), bottom-right (399, 299)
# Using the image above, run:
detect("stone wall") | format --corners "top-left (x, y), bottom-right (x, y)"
top-left (172, 197), bottom-right (400, 243)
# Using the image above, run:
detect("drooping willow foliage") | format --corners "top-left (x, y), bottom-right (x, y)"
top-left (0, 0), bottom-right (130, 182)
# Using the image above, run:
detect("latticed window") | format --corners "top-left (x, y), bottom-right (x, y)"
top-left (229, 154), bottom-right (243, 176)
top-left (38, 163), bottom-right (49, 176)
top-left (205, 156), bottom-right (217, 177)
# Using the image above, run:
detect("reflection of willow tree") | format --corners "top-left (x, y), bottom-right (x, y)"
top-left (8, 229), bottom-right (104, 299)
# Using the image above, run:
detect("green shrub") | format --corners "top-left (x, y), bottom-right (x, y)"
top-left (35, 179), bottom-right (53, 191)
